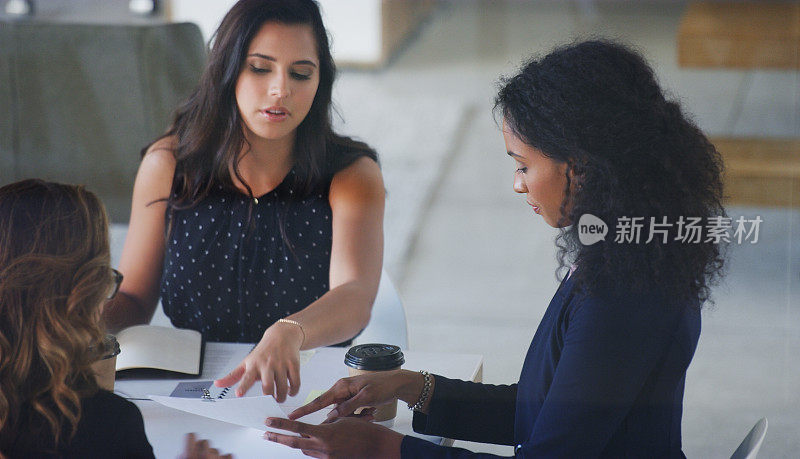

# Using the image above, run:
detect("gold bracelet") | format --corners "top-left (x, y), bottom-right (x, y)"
top-left (277, 318), bottom-right (305, 347)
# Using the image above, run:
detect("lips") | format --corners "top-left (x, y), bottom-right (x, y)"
top-left (527, 201), bottom-right (541, 214)
top-left (259, 106), bottom-right (290, 122)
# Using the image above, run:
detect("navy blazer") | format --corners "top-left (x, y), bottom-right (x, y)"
top-left (402, 273), bottom-right (700, 458)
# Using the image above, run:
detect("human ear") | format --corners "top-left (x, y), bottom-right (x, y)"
top-left (566, 160), bottom-right (585, 194)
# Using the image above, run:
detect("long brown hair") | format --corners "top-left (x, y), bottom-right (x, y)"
top-left (0, 180), bottom-right (112, 451)
top-left (150, 0), bottom-right (377, 211)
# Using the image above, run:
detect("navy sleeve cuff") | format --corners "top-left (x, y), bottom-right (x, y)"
top-left (401, 434), bottom-right (514, 459)
top-left (401, 435), bottom-right (435, 457)
top-left (411, 374), bottom-right (461, 436)
top-left (410, 374), bottom-right (517, 445)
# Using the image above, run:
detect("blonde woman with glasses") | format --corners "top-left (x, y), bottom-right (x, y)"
top-left (0, 179), bottom-right (227, 458)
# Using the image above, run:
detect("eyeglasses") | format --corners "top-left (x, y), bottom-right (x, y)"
top-left (108, 268), bottom-right (123, 300)
top-left (100, 333), bottom-right (120, 359)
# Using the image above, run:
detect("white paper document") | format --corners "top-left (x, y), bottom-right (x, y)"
top-left (150, 394), bottom-right (329, 434)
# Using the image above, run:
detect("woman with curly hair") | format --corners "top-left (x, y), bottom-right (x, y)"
top-left (265, 40), bottom-right (727, 457)
top-left (103, 0), bottom-right (384, 403)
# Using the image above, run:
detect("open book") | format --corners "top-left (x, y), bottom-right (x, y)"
top-left (115, 325), bottom-right (204, 377)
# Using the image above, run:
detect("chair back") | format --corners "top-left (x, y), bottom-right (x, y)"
top-left (354, 270), bottom-right (409, 349)
top-left (731, 417), bottom-right (768, 459)
top-left (0, 21), bottom-right (205, 221)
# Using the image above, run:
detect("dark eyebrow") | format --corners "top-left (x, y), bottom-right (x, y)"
top-left (507, 151), bottom-right (524, 160)
top-left (247, 53), bottom-right (318, 68)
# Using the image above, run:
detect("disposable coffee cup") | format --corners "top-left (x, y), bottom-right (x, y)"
top-left (92, 334), bottom-right (120, 391)
top-left (344, 344), bottom-right (405, 423)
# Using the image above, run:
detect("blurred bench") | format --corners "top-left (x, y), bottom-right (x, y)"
top-left (678, 2), bottom-right (799, 69)
top-left (0, 21), bottom-right (205, 221)
top-left (713, 137), bottom-right (800, 207)
top-left (678, 2), bottom-right (799, 207)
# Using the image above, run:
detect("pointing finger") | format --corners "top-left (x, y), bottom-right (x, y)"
top-left (289, 388), bottom-right (341, 420)
top-left (214, 364), bottom-right (245, 387)
top-left (328, 391), bottom-right (371, 419)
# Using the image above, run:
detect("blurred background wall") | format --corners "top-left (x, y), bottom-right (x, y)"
top-left (1, 0), bottom-right (798, 456)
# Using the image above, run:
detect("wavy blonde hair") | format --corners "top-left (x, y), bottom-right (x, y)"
top-left (0, 180), bottom-right (112, 450)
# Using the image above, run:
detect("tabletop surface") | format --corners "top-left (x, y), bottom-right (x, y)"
top-left (115, 343), bottom-right (483, 458)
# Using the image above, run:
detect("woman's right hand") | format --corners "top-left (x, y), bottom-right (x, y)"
top-left (288, 369), bottom-right (420, 421)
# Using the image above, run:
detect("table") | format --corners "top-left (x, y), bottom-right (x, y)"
top-left (115, 343), bottom-right (483, 458)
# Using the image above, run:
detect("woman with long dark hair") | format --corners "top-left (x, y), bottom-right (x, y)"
top-left (265, 40), bottom-right (726, 457)
top-left (103, 0), bottom-right (384, 402)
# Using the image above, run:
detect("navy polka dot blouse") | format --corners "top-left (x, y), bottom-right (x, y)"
top-left (160, 169), bottom-right (332, 343)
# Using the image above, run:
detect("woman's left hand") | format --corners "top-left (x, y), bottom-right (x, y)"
top-left (180, 433), bottom-right (233, 459)
top-left (213, 322), bottom-right (303, 402)
top-left (264, 416), bottom-right (403, 459)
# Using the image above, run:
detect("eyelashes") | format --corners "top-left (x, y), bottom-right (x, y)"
top-left (248, 64), bottom-right (312, 81)
top-left (248, 64), bottom-right (267, 73)
top-left (516, 167), bottom-right (528, 174)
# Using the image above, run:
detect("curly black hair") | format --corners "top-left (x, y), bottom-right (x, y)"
top-left (495, 40), bottom-right (726, 308)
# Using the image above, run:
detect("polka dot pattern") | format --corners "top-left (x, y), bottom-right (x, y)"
top-left (161, 170), bottom-right (332, 342)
